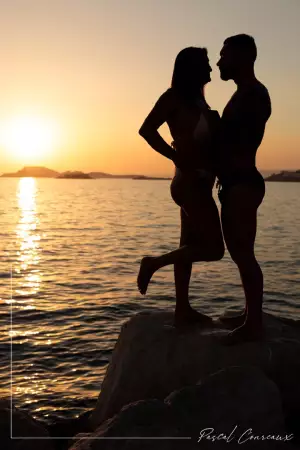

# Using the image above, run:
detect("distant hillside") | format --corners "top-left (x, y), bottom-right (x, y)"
top-left (0, 166), bottom-right (171, 180)
top-left (89, 172), bottom-right (135, 179)
top-left (57, 171), bottom-right (93, 179)
top-left (6, 166), bottom-right (299, 182)
top-left (89, 171), bottom-right (114, 178)
top-left (131, 175), bottom-right (172, 180)
top-left (88, 172), bottom-right (168, 179)
top-left (265, 170), bottom-right (300, 182)
top-left (1, 166), bottom-right (59, 177)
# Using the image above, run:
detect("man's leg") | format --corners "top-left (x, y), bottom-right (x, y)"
top-left (221, 184), bottom-right (265, 342)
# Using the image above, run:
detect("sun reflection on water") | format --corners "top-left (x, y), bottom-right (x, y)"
top-left (11, 178), bottom-right (45, 402)
top-left (15, 178), bottom-right (41, 306)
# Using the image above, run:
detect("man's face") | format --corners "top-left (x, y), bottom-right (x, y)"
top-left (217, 44), bottom-right (236, 81)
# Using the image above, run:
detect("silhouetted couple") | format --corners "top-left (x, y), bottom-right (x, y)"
top-left (137, 34), bottom-right (271, 345)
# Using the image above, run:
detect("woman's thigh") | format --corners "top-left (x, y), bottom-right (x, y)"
top-left (170, 170), bottom-right (214, 207)
top-left (180, 193), bottom-right (223, 248)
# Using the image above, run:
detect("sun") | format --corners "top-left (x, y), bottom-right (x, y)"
top-left (0, 115), bottom-right (59, 160)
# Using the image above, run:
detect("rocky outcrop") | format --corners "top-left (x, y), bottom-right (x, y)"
top-left (3, 310), bottom-right (300, 449)
top-left (0, 398), bottom-right (54, 449)
top-left (89, 310), bottom-right (300, 431)
top-left (70, 366), bottom-right (296, 449)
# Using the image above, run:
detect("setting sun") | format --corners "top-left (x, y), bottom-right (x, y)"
top-left (0, 115), bottom-right (60, 161)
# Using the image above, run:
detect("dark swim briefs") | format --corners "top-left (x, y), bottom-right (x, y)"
top-left (217, 167), bottom-right (265, 205)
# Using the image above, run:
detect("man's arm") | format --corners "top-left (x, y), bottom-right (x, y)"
top-left (239, 87), bottom-right (271, 129)
top-left (230, 89), bottom-right (271, 151)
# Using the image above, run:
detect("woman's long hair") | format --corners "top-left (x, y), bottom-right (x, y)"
top-left (171, 47), bottom-right (210, 107)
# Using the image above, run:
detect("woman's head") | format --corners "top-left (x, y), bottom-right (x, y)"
top-left (171, 47), bottom-right (211, 103)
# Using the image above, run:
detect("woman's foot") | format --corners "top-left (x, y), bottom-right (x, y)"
top-left (221, 320), bottom-right (264, 345)
top-left (137, 256), bottom-right (156, 295)
top-left (218, 312), bottom-right (247, 329)
top-left (174, 306), bottom-right (213, 329)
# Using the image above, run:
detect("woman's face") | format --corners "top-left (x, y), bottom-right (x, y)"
top-left (196, 55), bottom-right (212, 85)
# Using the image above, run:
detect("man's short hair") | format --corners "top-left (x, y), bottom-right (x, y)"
top-left (224, 34), bottom-right (257, 62)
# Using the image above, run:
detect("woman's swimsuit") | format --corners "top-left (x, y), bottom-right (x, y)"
top-left (170, 108), bottom-right (216, 207)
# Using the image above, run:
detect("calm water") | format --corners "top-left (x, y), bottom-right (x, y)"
top-left (0, 177), bottom-right (299, 423)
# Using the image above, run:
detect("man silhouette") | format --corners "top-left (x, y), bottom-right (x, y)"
top-left (216, 34), bottom-right (271, 343)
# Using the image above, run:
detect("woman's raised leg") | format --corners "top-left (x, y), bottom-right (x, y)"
top-left (137, 194), bottom-right (224, 295)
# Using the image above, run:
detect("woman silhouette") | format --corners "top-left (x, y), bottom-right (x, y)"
top-left (138, 47), bottom-right (224, 328)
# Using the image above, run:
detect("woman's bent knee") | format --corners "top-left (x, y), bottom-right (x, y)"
top-left (212, 241), bottom-right (225, 261)
top-left (192, 240), bottom-right (224, 262)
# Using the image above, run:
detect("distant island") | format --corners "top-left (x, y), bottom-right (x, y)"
top-left (131, 175), bottom-right (172, 180)
top-left (0, 166), bottom-right (172, 180)
top-left (1, 166), bottom-right (59, 178)
top-left (265, 170), bottom-right (300, 182)
top-left (3, 166), bottom-right (300, 183)
top-left (57, 171), bottom-right (93, 179)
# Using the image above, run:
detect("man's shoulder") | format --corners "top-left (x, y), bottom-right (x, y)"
top-left (238, 81), bottom-right (271, 118)
top-left (250, 81), bottom-right (271, 102)
top-left (252, 81), bottom-right (271, 118)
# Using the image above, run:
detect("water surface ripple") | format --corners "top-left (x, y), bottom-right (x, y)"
top-left (0, 178), bottom-right (299, 422)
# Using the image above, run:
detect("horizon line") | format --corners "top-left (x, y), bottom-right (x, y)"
top-left (1, 165), bottom-right (299, 178)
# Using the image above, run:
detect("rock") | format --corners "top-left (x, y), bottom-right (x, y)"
top-left (0, 398), bottom-right (55, 450)
top-left (5, 310), bottom-right (300, 449)
top-left (70, 399), bottom-right (177, 450)
top-left (70, 367), bottom-right (296, 450)
top-left (47, 409), bottom-right (93, 450)
top-left (166, 366), bottom-right (287, 446)
top-left (89, 310), bottom-right (300, 431)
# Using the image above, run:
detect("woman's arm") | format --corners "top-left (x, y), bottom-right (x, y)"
top-left (139, 89), bottom-right (176, 162)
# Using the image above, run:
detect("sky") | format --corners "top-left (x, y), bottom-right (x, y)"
top-left (0, 0), bottom-right (299, 176)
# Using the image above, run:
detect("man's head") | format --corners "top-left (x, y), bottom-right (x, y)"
top-left (217, 34), bottom-right (257, 81)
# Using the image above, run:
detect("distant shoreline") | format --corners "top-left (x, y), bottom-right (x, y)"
top-left (1, 166), bottom-right (300, 182)
top-left (264, 170), bottom-right (300, 182)
top-left (0, 166), bottom-right (172, 180)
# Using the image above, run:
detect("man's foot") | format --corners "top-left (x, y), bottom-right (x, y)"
top-left (137, 256), bottom-right (156, 295)
top-left (218, 312), bottom-right (246, 329)
top-left (221, 321), bottom-right (264, 346)
top-left (174, 307), bottom-right (213, 329)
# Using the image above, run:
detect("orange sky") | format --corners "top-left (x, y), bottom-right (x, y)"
top-left (0, 0), bottom-right (299, 176)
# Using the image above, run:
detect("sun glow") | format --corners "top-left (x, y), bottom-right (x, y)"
top-left (0, 115), bottom-right (60, 160)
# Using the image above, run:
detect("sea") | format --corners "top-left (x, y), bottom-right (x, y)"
top-left (0, 176), bottom-right (299, 424)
